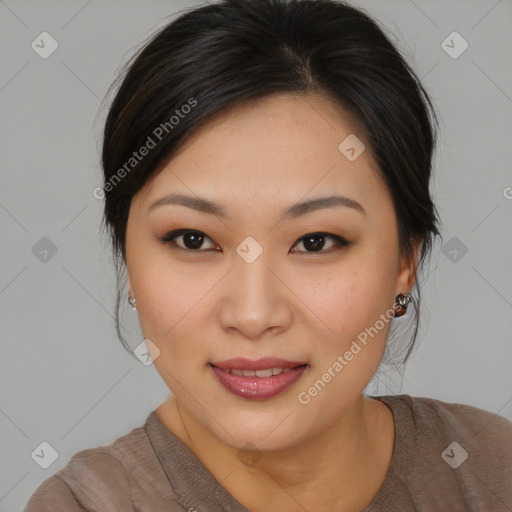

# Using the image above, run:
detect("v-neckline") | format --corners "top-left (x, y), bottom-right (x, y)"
top-left (143, 394), bottom-right (410, 511)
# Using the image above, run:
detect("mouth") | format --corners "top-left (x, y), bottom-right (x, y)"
top-left (209, 358), bottom-right (309, 400)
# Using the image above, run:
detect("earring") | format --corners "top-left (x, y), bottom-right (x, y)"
top-left (393, 292), bottom-right (411, 318)
top-left (128, 295), bottom-right (136, 310)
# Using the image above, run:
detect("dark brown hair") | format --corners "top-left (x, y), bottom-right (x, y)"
top-left (100, 0), bottom-right (442, 364)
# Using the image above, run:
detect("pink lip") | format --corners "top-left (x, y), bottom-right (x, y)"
top-left (210, 360), bottom-right (309, 400)
top-left (210, 357), bottom-right (307, 371)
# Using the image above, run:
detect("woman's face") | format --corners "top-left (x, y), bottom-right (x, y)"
top-left (125, 93), bottom-right (418, 451)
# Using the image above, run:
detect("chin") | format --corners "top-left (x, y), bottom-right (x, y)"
top-left (205, 406), bottom-right (311, 452)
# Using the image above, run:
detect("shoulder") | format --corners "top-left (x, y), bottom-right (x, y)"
top-left (377, 392), bottom-right (511, 431)
top-left (374, 394), bottom-right (512, 508)
top-left (397, 394), bottom-right (512, 445)
top-left (380, 393), bottom-right (512, 457)
top-left (24, 446), bottom-right (135, 511)
top-left (23, 412), bottom-right (175, 512)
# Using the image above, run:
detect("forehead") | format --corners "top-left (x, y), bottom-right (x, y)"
top-left (136, 93), bottom-right (390, 218)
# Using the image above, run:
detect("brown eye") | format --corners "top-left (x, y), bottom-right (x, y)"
top-left (161, 229), bottom-right (218, 251)
top-left (161, 229), bottom-right (350, 254)
top-left (291, 232), bottom-right (350, 253)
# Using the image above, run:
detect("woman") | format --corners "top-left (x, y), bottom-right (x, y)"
top-left (24, 0), bottom-right (512, 510)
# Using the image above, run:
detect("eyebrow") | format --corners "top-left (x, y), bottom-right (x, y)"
top-left (148, 193), bottom-right (366, 219)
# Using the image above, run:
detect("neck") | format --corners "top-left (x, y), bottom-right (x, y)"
top-left (157, 393), bottom-right (394, 511)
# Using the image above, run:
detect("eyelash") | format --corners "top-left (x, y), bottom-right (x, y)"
top-left (160, 229), bottom-right (351, 254)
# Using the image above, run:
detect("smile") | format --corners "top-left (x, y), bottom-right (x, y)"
top-left (210, 362), bottom-right (309, 400)
top-left (227, 367), bottom-right (294, 377)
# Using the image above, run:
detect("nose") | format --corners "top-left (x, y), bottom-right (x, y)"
top-left (218, 249), bottom-right (293, 341)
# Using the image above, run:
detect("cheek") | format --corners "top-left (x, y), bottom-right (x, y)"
top-left (310, 279), bottom-right (393, 373)
top-left (298, 255), bottom-right (395, 342)
top-left (296, 252), bottom-right (397, 402)
top-left (134, 259), bottom-right (220, 359)
top-left (297, 273), bottom-right (394, 412)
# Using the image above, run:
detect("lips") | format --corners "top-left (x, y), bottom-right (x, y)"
top-left (210, 357), bottom-right (309, 400)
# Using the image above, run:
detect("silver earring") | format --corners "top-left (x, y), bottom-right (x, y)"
top-left (393, 292), bottom-right (411, 318)
top-left (128, 295), bottom-right (136, 310)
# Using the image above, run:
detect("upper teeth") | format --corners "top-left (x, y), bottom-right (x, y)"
top-left (229, 367), bottom-right (293, 377)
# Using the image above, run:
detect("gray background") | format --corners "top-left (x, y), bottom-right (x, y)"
top-left (1, 0), bottom-right (511, 510)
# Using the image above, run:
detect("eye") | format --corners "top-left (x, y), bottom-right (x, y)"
top-left (160, 229), bottom-right (351, 254)
top-left (290, 232), bottom-right (351, 253)
top-left (160, 229), bottom-right (219, 252)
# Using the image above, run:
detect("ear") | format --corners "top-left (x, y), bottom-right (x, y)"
top-left (395, 237), bottom-right (423, 296)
